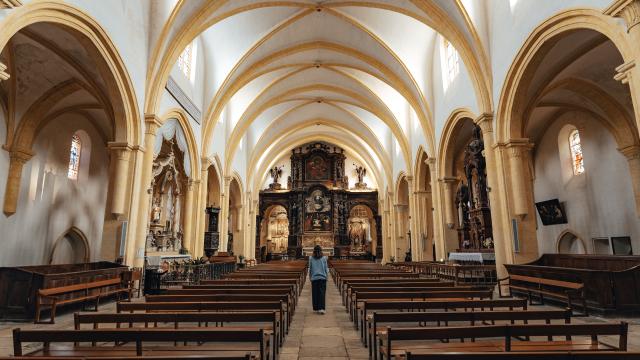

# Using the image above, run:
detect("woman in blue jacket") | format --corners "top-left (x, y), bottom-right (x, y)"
top-left (309, 245), bottom-right (329, 314)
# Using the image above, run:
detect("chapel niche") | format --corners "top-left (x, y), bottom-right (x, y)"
top-left (454, 125), bottom-right (493, 251)
top-left (146, 138), bottom-right (188, 255)
top-left (257, 142), bottom-right (382, 259)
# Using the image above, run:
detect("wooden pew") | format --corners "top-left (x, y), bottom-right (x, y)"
top-left (405, 351), bottom-right (640, 360)
top-left (359, 298), bottom-right (529, 340)
top-left (377, 322), bottom-right (628, 360)
top-left (35, 278), bottom-right (130, 324)
top-left (339, 279), bottom-right (446, 303)
top-left (351, 289), bottom-right (494, 326)
top-left (199, 280), bottom-right (301, 296)
top-left (12, 328), bottom-right (270, 359)
top-left (499, 274), bottom-right (588, 316)
top-left (117, 301), bottom-right (288, 336)
top-left (367, 309), bottom-right (572, 359)
top-left (74, 312), bottom-right (280, 360)
top-left (4, 356), bottom-right (255, 359)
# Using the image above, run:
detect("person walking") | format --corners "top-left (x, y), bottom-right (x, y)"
top-left (309, 245), bottom-right (329, 314)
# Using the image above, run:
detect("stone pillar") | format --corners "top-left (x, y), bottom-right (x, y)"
top-left (440, 177), bottom-right (457, 229)
top-left (620, 146), bottom-right (640, 216)
top-left (406, 175), bottom-right (420, 261)
top-left (219, 176), bottom-right (232, 253)
top-left (383, 207), bottom-right (391, 262)
top-left (427, 158), bottom-right (445, 260)
top-left (475, 113), bottom-right (510, 279)
top-left (195, 158), bottom-right (211, 257)
top-left (182, 180), bottom-right (195, 254)
top-left (609, 1), bottom-right (640, 151)
top-left (129, 115), bottom-right (161, 267)
top-left (0, 62), bottom-right (9, 82)
top-left (2, 149), bottom-right (33, 215)
top-left (107, 142), bottom-right (132, 215)
top-left (507, 140), bottom-right (533, 217)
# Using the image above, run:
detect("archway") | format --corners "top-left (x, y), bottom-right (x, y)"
top-left (557, 231), bottom-right (586, 255)
top-left (49, 227), bottom-right (90, 264)
top-left (260, 205), bottom-right (289, 258)
top-left (414, 149), bottom-right (434, 261)
top-left (497, 16), bottom-right (640, 261)
top-left (394, 175), bottom-right (410, 261)
top-left (227, 177), bottom-right (243, 255)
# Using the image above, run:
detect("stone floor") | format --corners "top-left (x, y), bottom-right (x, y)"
top-left (1, 275), bottom-right (639, 358)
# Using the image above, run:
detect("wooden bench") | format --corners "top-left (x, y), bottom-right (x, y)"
top-left (351, 289), bottom-right (494, 326)
top-left (74, 311), bottom-right (280, 360)
top-left (117, 301), bottom-right (288, 336)
top-left (404, 351), bottom-right (640, 360)
top-left (12, 328), bottom-right (270, 359)
top-left (35, 278), bottom-right (130, 324)
top-left (359, 298), bottom-right (529, 341)
top-left (378, 322), bottom-right (628, 360)
top-left (368, 309), bottom-right (572, 360)
top-left (4, 356), bottom-right (255, 359)
top-left (342, 282), bottom-right (453, 305)
top-left (499, 274), bottom-right (587, 316)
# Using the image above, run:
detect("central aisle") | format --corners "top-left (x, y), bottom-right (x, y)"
top-left (281, 274), bottom-right (369, 360)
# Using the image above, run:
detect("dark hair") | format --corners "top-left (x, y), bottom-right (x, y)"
top-left (313, 245), bottom-right (323, 259)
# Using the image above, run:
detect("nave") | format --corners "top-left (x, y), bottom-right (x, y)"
top-left (1, 260), bottom-right (640, 359)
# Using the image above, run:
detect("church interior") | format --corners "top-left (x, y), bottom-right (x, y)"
top-left (1, 0), bottom-right (640, 358)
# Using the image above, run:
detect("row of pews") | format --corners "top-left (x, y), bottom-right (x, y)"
top-left (330, 260), bottom-right (638, 360)
top-left (7, 261), bottom-right (308, 360)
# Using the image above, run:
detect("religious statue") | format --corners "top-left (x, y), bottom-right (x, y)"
top-left (353, 164), bottom-right (368, 189)
top-left (268, 165), bottom-right (284, 190)
top-left (151, 197), bottom-right (162, 223)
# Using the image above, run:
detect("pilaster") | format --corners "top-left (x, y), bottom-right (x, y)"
top-left (620, 145), bottom-right (640, 216)
top-left (107, 142), bottom-right (132, 215)
top-left (2, 148), bottom-right (33, 215)
top-left (506, 139), bottom-right (534, 217)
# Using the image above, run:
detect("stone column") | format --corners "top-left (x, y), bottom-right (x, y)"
top-left (475, 113), bottom-right (510, 279)
top-left (427, 158), bottom-right (445, 260)
top-left (2, 148), bottom-right (33, 215)
top-left (440, 177), bottom-right (458, 229)
top-left (182, 180), bottom-right (195, 254)
top-left (506, 140), bottom-right (533, 217)
top-left (219, 176), bottom-right (232, 253)
top-left (107, 142), bottom-right (132, 215)
top-left (406, 175), bottom-right (419, 260)
top-left (620, 145), bottom-right (640, 216)
top-left (0, 62), bottom-right (9, 82)
top-left (129, 115), bottom-right (162, 267)
top-left (195, 158), bottom-right (211, 257)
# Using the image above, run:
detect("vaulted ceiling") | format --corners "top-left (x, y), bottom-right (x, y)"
top-left (146, 0), bottom-right (491, 193)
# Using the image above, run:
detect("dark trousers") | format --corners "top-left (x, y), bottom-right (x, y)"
top-left (311, 279), bottom-right (327, 311)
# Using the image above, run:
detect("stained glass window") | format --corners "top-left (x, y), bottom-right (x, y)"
top-left (177, 43), bottom-right (193, 79)
top-left (569, 129), bottom-right (584, 175)
top-left (67, 134), bottom-right (81, 180)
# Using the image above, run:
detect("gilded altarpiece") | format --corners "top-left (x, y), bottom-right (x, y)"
top-left (257, 142), bottom-right (382, 259)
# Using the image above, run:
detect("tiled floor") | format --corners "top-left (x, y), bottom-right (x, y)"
top-left (1, 276), bottom-right (639, 358)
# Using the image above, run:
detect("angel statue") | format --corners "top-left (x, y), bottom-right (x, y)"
top-left (353, 164), bottom-right (368, 189)
top-left (268, 165), bottom-right (284, 190)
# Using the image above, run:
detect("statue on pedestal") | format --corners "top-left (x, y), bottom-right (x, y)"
top-left (268, 165), bottom-right (283, 190)
top-left (353, 164), bottom-right (368, 189)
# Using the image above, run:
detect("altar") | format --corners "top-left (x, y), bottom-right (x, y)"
top-left (448, 252), bottom-right (495, 264)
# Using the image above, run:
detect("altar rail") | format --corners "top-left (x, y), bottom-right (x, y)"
top-left (425, 263), bottom-right (497, 286)
top-left (144, 262), bottom-right (236, 295)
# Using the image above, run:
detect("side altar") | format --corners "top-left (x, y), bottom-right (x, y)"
top-left (257, 142), bottom-right (382, 259)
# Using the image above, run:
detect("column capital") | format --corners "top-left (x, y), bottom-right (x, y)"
top-left (614, 60), bottom-right (636, 84)
top-left (0, 62), bottom-right (9, 82)
top-left (144, 114), bottom-right (162, 135)
top-left (9, 148), bottom-right (34, 164)
top-left (605, 0), bottom-right (640, 32)
top-left (505, 139), bottom-right (534, 158)
top-left (474, 112), bottom-right (494, 133)
top-left (425, 157), bottom-right (436, 166)
top-left (439, 176), bottom-right (458, 184)
top-left (201, 157), bottom-right (212, 168)
top-left (620, 145), bottom-right (640, 160)
top-left (107, 141), bottom-right (133, 151)
top-left (0, 0), bottom-right (22, 9)
top-left (405, 175), bottom-right (414, 182)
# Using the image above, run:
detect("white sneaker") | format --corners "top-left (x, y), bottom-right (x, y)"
top-left (319, 310), bottom-right (326, 314)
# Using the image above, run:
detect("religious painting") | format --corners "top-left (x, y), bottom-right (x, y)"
top-left (305, 155), bottom-right (329, 181)
top-left (304, 188), bottom-right (332, 232)
top-left (535, 199), bottom-right (568, 225)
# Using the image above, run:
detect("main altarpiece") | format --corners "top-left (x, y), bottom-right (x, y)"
top-left (257, 142), bottom-right (382, 259)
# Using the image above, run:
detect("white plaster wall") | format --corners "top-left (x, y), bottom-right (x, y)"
top-left (0, 115), bottom-right (109, 266)
top-left (533, 112), bottom-right (640, 255)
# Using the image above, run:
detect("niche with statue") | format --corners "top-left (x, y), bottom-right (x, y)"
top-left (146, 138), bottom-right (188, 254)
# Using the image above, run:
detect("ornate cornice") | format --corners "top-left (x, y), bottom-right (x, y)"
top-left (0, 0), bottom-right (22, 9)
top-left (605, 0), bottom-right (640, 32)
top-left (614, 60), bottom-right (636, 84)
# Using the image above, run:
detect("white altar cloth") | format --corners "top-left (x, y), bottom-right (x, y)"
top-left (448, 252), bottom-right (495, 263)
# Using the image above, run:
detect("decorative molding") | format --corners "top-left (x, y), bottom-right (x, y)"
top-left (614, 60), bottom-right (636, 84)
top-left (604, 0), bottom-right (640, 32)
top-left (0, 0), bottom-right (22, 9)
top-left (165, 76), bottom-right (202, 124)
top-left (0, 62), bottom-right (9, 81)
